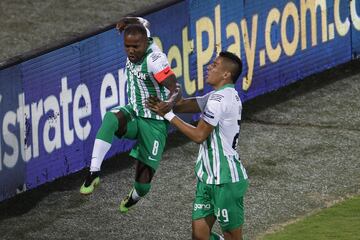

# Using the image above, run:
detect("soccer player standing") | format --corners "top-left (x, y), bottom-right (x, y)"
top-left (148, 51), bottom-right (248, 240)
top-left (80, 17), bottom-right (180, 213)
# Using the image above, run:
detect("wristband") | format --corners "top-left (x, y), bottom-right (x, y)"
top-left (163, 111), bottom-right (176, 122)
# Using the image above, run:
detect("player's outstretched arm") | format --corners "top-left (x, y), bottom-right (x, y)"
top-left (173, 98), bottom-right (201, 113)
top-left (147, 94), bottom-right (201, 113)
top-left (169, 118), bottom-right (213, 144)
top-left (173, 90), bottom-right (211, 113)
top-left (116, 16), bottom-right (150, 33)
top-left (147, 96), bottom-right (213, 144)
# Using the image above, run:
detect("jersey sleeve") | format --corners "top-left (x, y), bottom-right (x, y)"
top-left (147, 52), bottom-right (175, 83)
top-left (201, 93), bottom-right (225, 126)
top-left (196, 91), bottom-right (213, 112)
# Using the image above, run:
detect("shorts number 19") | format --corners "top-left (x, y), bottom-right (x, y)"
top-left (216, 208), bottom-right (229, 223)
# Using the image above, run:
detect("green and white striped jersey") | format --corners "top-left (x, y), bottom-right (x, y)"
top-left (125, 39), bottom-right (170, 120)
top-left (195, 84), bottom-right (248, 185)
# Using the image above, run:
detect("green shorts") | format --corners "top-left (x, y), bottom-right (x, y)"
top-left (192, 180), bottom-right (249, 232)
top-left (112, 105), bottom-right (168, 171)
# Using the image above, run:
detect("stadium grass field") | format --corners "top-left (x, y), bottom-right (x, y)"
top-left (260, 195), bottom-right (360, 240)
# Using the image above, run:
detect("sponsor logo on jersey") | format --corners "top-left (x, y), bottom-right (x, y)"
top-left (194, 203), bottom-right (211, 211)
top-left (126, 61), bottom-right (147, 80)
top-left (151, 52), bottom-right (162, 62)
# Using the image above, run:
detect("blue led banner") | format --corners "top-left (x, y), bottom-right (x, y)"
top-left (351, 0), bottom-right (360, 57)
top-left (0, 65), bottom-right (26, 200)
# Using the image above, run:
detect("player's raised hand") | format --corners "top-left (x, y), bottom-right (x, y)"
top-left (116, 17), bottom-right (136, 33)
top-left (116, 17), bottom-right (150, 34)
top-left (116, 21), bottom-right (127, 33)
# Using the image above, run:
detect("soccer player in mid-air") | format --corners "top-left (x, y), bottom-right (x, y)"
top-left (80, 17), bottom-right (181, 213)
top-left (148, 51), bottom-right (248, 240)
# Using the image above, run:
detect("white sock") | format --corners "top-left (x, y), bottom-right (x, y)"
top-left (90, 139), bottom-right (112, 172)
top-left (210, 232), bottom-right (224, 240)
top-left (131, 188), bottom-right (141, 201)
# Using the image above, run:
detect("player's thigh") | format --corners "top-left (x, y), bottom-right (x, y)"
top-left (122, 117), bottom-right (138, 139)
top-left (214, 181), bottom-right (248, 233)
top-left (192, 181), bottom-right (215, 239)
top-left (135, 118), bottom-right (167, 171)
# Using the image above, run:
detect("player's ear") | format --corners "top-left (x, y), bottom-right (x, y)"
top-left (223, 71), bottom-right (232, 82)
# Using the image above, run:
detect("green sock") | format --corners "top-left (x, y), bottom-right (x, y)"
top-left (134, 182), bottom-right (151, 197)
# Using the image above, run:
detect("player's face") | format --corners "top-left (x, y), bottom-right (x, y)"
top-left (124, 33), bottom-right (148, 63)
top-left (206, 56), bottom-right (226, 87)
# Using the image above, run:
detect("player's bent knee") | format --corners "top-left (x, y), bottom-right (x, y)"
top-left (103, 112), bottom-right (118, 130)
top-left (134, 182), bottom-right (151, 197)
top-left (96, 112), bottom-right (119, 143)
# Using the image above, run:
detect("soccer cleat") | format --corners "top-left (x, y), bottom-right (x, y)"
top-left (80, 171), bottom-right (100, 195)
top-left (119, 189), bottom-right (139, 213)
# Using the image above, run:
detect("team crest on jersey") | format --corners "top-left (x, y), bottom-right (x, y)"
top-left (209, 94), bottom-right (224, 102)
top-left (126, 61), bottom-right (147, 80)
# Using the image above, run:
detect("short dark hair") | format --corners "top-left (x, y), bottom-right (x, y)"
top-left (219, 51), bottom-right (243, 83)
top-left (124, 24), bottom-right (147, 38)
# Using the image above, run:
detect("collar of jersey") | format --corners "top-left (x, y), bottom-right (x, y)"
top-left (216, 83), bottom-right (235, 91)
top-left (145, 37), bottom-right (153, 55)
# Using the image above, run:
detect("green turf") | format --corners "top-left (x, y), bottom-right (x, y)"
top-left (261, 196), bottom-right (360, 240)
